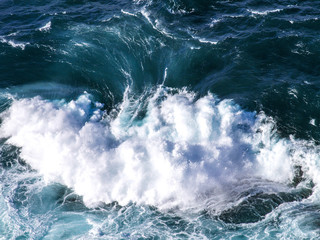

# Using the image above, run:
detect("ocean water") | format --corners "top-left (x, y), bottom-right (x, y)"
top-left (1, 0), bottom-right (320, 239)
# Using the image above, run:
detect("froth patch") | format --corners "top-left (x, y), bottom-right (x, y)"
top-left (38, 21), bottom-right (52, 32)
top-left (0, 37), bottom-right (29, 50)
top-left (0, 88), bottom-right (308, 209)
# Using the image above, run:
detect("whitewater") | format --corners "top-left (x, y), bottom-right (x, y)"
top-left (1, 0), bottom-right (320, 239)
top-left (0, 86), bottom-right (319, 238)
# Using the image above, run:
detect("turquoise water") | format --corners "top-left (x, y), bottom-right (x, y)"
top-left (1, 0), bottom-right (320, 239)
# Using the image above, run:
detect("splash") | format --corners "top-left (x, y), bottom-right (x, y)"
top-left (0, 87), bottom-right (317, 209)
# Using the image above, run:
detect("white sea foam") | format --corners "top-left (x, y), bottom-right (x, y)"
top-left (121, 9), bottom-right (137, 17)
top-left (74, 42), bottom-right (89, 47)
top-left (38, 21), bottom-right (51, 32)
top-left (189, 33), bottom-right (218, 45)
top-left (0, 37), bottom-right (28, 50)
top-left (248, 9), bottom-right (282, 16)
top-left (310, 119), bottom-right (316, 126)
top-left (0, 87), bottom-right (318, 209)
top-left (209, 18), bottom-right (222, 28)
top-left (288, 88), bottom-right (298, 98)
top-left (140, 8), bottom-right (174, 39)
top-left (198, 38), bottom-right (218, 45)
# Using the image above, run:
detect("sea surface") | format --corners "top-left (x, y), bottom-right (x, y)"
top-left (1, 0), bottom-right (320, 239)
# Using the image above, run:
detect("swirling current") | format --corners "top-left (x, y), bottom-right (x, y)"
top-left (1, 0), bottom-right (320, 239)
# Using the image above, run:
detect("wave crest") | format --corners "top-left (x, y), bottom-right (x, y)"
top-left (0, 87), bottom-right (316, 209)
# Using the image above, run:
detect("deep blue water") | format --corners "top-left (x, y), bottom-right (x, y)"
top-left (1, 0), bottom-right (320, 239)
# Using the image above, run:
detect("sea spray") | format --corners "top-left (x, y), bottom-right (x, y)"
top-left (1, 87), bottom-right (315, 212)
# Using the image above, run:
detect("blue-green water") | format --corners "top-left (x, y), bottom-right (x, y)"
top-left (1, 0), bottom-right (320, 239)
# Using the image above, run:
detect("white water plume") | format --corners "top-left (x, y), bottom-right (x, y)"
top-left (0, 87), bottom-right (318, 209)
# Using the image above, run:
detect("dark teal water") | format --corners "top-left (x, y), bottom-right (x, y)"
top-left (1, 0), bottom-right (320, 239)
